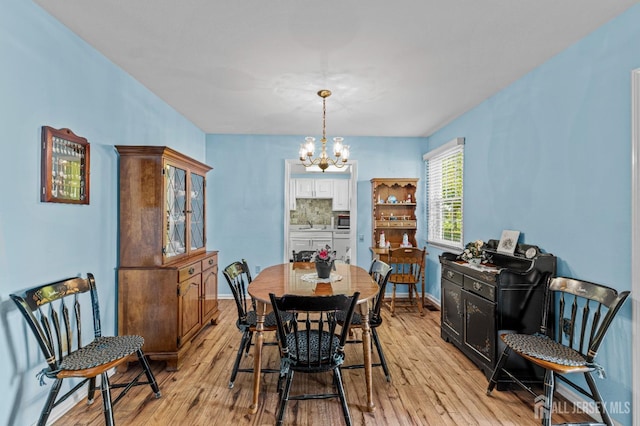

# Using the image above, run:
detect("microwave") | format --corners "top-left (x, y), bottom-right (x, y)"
top-left (337, 214), bottom-right (350, 229)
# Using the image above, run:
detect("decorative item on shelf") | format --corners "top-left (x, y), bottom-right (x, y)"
top-left (387, 195), bottom-right (397, 203)
top-left (298, 90), bottom-right (350, 172)
top-left (313, 245), bottom-right (336, 279)
top-left (400, 233), bottom-right (412, 248)
top-left (379, 231), bottom-right (386, 249)
top-left (460, 240), bottom-right (485, 264)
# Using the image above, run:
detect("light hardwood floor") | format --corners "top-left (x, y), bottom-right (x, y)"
top-left (56, 299), bottom-right (594, 425)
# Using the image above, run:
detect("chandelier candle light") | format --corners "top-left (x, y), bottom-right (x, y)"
top-left (299, 90), bottom-right (350, 172)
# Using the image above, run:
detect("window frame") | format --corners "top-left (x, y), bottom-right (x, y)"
top-left (423, 137), bottom-right (465, 250)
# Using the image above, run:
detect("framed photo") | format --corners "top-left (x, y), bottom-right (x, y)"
top-left (41, 126), bottom-right (90, 204)
top-left (497, 230), bottom-right (520, 255)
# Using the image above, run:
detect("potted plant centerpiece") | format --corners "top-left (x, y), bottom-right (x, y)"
top-left (313, 245), bottom-right (336, 279)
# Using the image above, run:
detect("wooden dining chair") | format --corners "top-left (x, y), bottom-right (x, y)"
top-left (386, 246), bottom-right (427, 316)
top-left (339, 259), bottom-right (393, 381)
top-left (222, 259), bottom-right (281, 388)
top-left (486, 276), bottom-right (630, 426)
top-left (10, 273), bottom-right (161, 426)
top-left (269, 292), bottom-right (360, 426)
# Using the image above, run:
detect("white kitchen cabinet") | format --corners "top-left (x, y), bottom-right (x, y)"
top-left (289, 231), bottom-right (333, 256)
top-left (332, 179), bottom-right (350, 210)
top-left (295, 179), bottom-right (333, 198)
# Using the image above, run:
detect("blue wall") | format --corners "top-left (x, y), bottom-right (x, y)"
top-left (206, 134), bottom-right (425, 279)
top-left (425, 6), bottom-right (640, 424)
top-left (0, 1), bottom-right (206, 425)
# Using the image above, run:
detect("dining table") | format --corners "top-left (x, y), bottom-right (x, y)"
top-left (247, 262), bottom-right (380, 414)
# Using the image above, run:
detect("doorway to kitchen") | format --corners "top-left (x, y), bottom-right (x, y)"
top-left (283, 160), bottom-right (358, 265)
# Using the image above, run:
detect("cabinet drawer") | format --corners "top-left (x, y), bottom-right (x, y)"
top-left (442, 267), bottom-right (463, 286)
top-left (179, 262), bottom-right (202, 282)
top-left (463, 276), bottom-right (496, 302)
top-left (202, 254), bottom-right (217, 271)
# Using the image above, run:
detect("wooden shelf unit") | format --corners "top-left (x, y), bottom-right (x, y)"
top-left (371, 178), bottom-right (418, 248)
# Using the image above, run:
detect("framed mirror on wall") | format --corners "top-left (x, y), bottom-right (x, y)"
top-left (40, 126), bottom-right (90, 204)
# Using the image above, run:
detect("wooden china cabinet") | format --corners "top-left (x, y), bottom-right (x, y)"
top-left (115, 145), bottom-right (219, 370)
top-left (371, 178), bottom-right (418, 248)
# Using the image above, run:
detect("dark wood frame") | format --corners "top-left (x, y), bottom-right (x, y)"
top-left (41, 126), bottom-right (90, 204)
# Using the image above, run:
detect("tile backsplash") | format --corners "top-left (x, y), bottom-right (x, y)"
top-left (290, 199), bottom-right (347, 226)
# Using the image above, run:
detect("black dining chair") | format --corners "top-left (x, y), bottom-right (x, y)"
top-left (10, 273), bottom-right (161, 426)
top-left (486, 276), bottom-right (630, 426)
top-left (291, 250), bottom-right (316, 262)
top-left (338, 259), bottom-right (393, 381)
top-left (269, 292), bottom-right (360, 426)
top-left (223, 259), bottom-right (281, 388)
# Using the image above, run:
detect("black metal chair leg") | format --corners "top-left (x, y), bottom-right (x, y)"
top-left (99, 372), bottom-right (116, 426)
top-left (371, 329), bottom-right (391, 382)
top-left (276, 370), bottom-right (294, 426)
top-left (584, 371), bottom-right (613, 426)
top-left (541, 369), bottom-right (554, 426)
top-left (136, 349), bottom-right (161, 397)
top-left (245, 331), bottom-right (254, 355)
top-left (38, 379), bottom-right (63, 426)
top-left (229, 332), bottom-right (251, 388)
top-left (487, 345), bottom-right (511, 394)
top-left (87, 377), bottom-right (97, 403)
top-left (334, 368), bottom-right (352, 426)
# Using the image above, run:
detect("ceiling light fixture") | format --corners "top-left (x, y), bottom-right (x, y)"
top-left (299, 90), bottom-right (350, 172)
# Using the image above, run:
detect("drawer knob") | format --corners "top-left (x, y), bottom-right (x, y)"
top-left (447, 271), bottom-right (454, 279)
top-left (189, 267), bottom-right (195, 275)
top-left (473, 281), bottom-right (482, 291)
top-left (208, 259), bottom-right (214, 265)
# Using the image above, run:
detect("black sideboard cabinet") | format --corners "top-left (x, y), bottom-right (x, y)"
top-left (439, 239), bottom-right (556, 388)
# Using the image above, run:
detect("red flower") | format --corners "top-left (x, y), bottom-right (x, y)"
top-left (317, 249), bottom-right (329, 261)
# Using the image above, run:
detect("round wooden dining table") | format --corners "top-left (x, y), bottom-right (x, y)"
top-left (247, 262), bottom-right (380, 414)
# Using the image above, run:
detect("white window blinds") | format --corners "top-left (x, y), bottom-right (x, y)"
top-left (424, 138), bottom-right (465, 248)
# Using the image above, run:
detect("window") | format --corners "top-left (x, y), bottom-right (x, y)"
top-left (424, 137), bottom-right (465, 248)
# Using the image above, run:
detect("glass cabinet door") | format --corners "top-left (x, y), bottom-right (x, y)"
top-left (164, 163), bottom-right (187, 260)
top-left (190, 173), bottom-right (205, 251)
top-left (189, 173), bottom-right (205, 250)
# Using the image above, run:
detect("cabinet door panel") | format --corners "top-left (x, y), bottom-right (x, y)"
top-left (178, 276), bottom-right (201, 344)
top-left (295, 179), bottom-right (314, 198)
top-left (463, 290), bottom-right (496, 365)
top-left (315, 180), bottom-right (333, 198)
top-left (332, 179), bottom-right (349, 210)
top-left (201, 260), bottom-right (218, 323)
top-left (441, 279), bottom-right (463, 343)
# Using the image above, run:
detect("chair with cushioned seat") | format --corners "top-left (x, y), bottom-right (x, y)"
top-left (223, 259), bottom-right (282, 388)
top-left (269, 292), bottom-right (359, 426)
top-left (486, 276), bottom-right (630, 426)
top-left (291, 250), bottom-right (316, 262)
top-left (10, 273), bottom-right (161, 426)
top-left (338, 259), bottom-right (393, 381)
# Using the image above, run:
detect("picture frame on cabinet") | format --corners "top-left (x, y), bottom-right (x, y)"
top-left (497, 229), bottom-right (520, 255)
top-left (41, 126), bottom-right (90, 204)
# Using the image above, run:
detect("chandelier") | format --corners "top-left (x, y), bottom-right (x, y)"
top-left (299, 90), bottom-right (350, 172)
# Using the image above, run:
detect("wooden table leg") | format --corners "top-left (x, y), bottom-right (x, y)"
top-left (249, 300), bottom-right (266, 414)
top-left (360, 304), bottom-right (376, 412)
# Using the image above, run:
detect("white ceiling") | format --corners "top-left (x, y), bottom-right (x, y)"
top-left (35, 0), bottom-right (639, 137)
